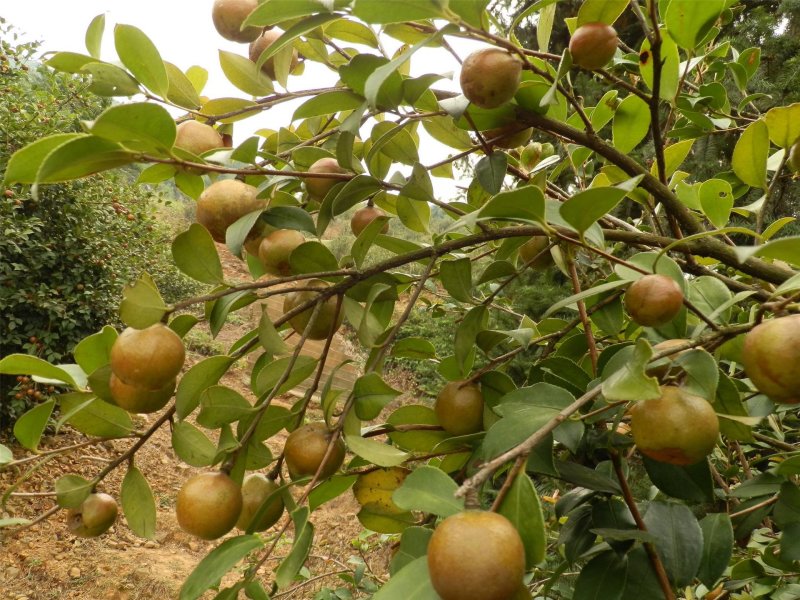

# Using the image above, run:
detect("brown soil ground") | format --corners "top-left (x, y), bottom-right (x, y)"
top-left (0, 244), bottom-right (412, 600)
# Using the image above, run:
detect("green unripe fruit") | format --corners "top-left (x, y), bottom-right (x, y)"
top-left (284, 422), bottom-right (346, 480)
top-left (258, 229), bottom-right (305, 276)
top-left (67, 493), bottom-right (118, 538)
top-left (110, 323), bottom-right (185, 390)
top-left (176, 472), bottom-right (243, 540)
top-left (109, 374), bottom-right (175, 414)
top-left (435, 382), bottom-right (484, 436)
top-left (283, 280), bottom-right (343, 340)
top-left (236, 474), bottom-right (284, 532)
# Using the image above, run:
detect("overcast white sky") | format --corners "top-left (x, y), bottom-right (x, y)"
top-left (1, 1), bottom-right (488, 199)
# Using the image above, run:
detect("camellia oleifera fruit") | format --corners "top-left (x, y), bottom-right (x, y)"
top-left (249, 29), bottom-right (299, 80)
top-left (236, 473), bottom-right (284, 532)
top-left (630, 386), bottom-right (719, 465)
top-left (174, 120), bottom-right (224, 156)
top-left (195, 179), bottom-right (265, 243)
top-left (427, 511), bottom-right (526, 600)
top-left (518, 236), bottom-right (553, 270)
top-left (305, 157), bottom-right (349, 201)
top-left (647, 338), bottom-right (691, 379)
top-left (569, 22), bottom-right (619, 70)
top-left (483, 123), bottom-right (533, 149)
top-left (742, 314), bottom-right (800, 403)
top-left (283, 422), bottom-right (346, 480)
top-left (176, 471), bottom-right (243, 540)
top-left (351, 206), bottom-right (389, 236)
top-left (109, 374), bottom-right (176, 414)
top-left (110, 323), bottom-right (185, 391)
top-left (435, 381), bottom-right (484, 436)
top-left (258, 228), bottom-right (305, 276)
top-left (67, 492), bottom-right (118, 538)
top-left (211, 0), bottom-right (261, 43)
top-left (624, 274), bottom-right (684, 327)
top-left (283, 280), bottom-right (343, 340)
top-left (460, 48), bottom-right (522, 109)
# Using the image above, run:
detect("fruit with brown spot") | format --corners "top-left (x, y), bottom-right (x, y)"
top-left (624, 274), bottom-right (684, 327)
top-left (176, 472), bottom-right (243, 540)
top-left (284, 422), bottom-right (346, 480)
top-left (630, 386), bottom-right (719, 465)
top-left (67, 493), bottom-right (118, 538)
top-left (427, 511), bottom-right (526, 600)
top-left (305, 157), bottom-right (349, 201)
top-left (212, 0), bottom-right (262, 43)
top-left (351, 206), bottom-right (389, 236)
top-left (249, 29), bottom-right (299, 80)
top-left (282, 280), bottom-right (343, 340)
top-left (258, 229), bottom-right (305, 276)
top-left (435, 382), bottom-right (484, 436)
top-left (236, 474), bottom-right (284, 532)
top-left (569, 22), bottom-right (619, 70)
top-left (460, 48), bottom-right (522, 109)
top-left (196, 179), bottom-right (265, 243)
top-left (110, 323), bottom-right (185, 390)
top-left (742, 314), bottom-right (800, 403)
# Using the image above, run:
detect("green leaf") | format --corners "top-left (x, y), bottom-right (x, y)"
top-left (255, 355), bottom-right (318, 396)
top-left (85, 14), bottom-right (105, 59)
top-left (732, 120), bottom-right (769, 189)
top-left (642, 455), bottom-right (713, 502)
top-left (396, 195), bottom-right (431, 233)
top-left (258, 310), bottom-right (289, 355)
top-left (172, 224), bottom-right (225, 284)
top-left (697, 513), bottom-right (733, 588)
top-left (601, 339), bottom-right (661, 402)
top-left (577, 0), bottom-right (628, 25)
top-left (392, 466), bottom-right (464, 518)
top-left (353, 0), bottom-right (444, 24)
top-left (477, 186), bottom-right (545, 224)
top-left (82, 62), bottom-right (142, 96)
top-left (276, 507), bottom-right (314, 589)
top-left (346, 433), bottom-right (409, 467)
top-left (664, 0), bottom-right (725, 50)
top-left (573, 550), bottom-right (627, 600)
top-left (197, 386), bottom-right (254, 428)
top-left (73, 326), bottom-right (117, 375)
top-left (293, 90), bottom-right (365, 120)
top-left (390, 527), bottom-right (433, 575)
top-left (261, 206), bottom-right (316, 234)
top-left (289, 241), bottom-right (339, 275)
top-left (309, 475), bottom-right (358, 511)
top-left (560, 177), bottom-right (643, 234)
top-left (765, 103), bottom-right (800, 149)
top-left (354, 373), bottom-right (402, 420)
top-left (176, 355), bottom-right (235, 419)
top-left (476, 152), bottom-right (507, 194)
top-left (644, 500), bottom-right (704, 587)
top-left (91, 102), bottom-right (177, 152)
top-left (35, 135), bottom-right (135, 183)
top-left (244, 0), bottom-right (328, 26)
top-left (498, 473), bottom-right (546, 567)
top-left (640, 29), bottom-right (680, 100)
top-left (218, 50), bottom-right (274, 97)
top-left (13, 400), bottom-right (55, 450)
top-left (180, 536), bottom-right (264, 600)
top-left (55, 474), bottom-right (93, 509)
top-left (121, 466), bottom-right (156, 539)
top-left (4, 133), bottom-right (81, 184)
top-left (0, 445), bottom-right (13, 465)
top-left (374, 555), bottom-right (439, 599)
top-left (256, 13), bottom-right (341, 65)
top-left (613, 94), bottom-right (650, 154)
top-left (171, 421), bottom-right (217, 468)
top-left (352, 214), bottom-right (391, 268)
top-left (164, 62), bottom-right (202, 109)
top-left (114, 24), bottom-right (169, 96)
top-left (119, 273), bottom-right (167, 328)
top-left (45, 51), bottom-right (99, 73)
top-left (0, 354), bottom-right (80, 388)
top-left (59, 393), bottom-right (135, 438)
top-left (698, 179), bottom-right (733, 229)
top-left (439, 258), bottom-right (472, 303)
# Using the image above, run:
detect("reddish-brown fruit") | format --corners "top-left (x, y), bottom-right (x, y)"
top-left (249, 29), bottom-right (299, 80)
top-left (236, 474), bottom-right (284, 532)
top-left (630, 386), bottom-right (719, 465)
top-left (126, 213), bottom-right (135, 221)
top-left (212, 0), bottom-right (261, 43)
top-left (258, 229), bottom-right (305, 276)
top-left (306, 158), bottom-right (349, 201)
top-left (110, 323), bottom-right (185, 390)
top-left (742, 314), bottom-right (800, 403)
top-left (284, 422), bottom-right (346, 480)
top-left (196, 179), bottom-right (265, 243)
top-left (4, 189), bottom-right (13, 198)
top-left (176, 472), bottom-right (243, 540)
top-left (460, 48), bottom-right (522, 109)
top-left (282, 280), bottom-right (343, 340)
top-left (435, 382), bottom-right (484, 436)
top-left (624, 274), bottom-right (684, 327)
top-left (109, 374), bottom-right (175, 414)
top-left (518, 236), bottom-right (553, 270)
top-left (569, 22), bottom-right (619, 70)
top-left (350, 206), bottom-right (389, 236)
top-left (483, 123), bottom-right (534, 149)
top-left (428, 511), bottom-right (526, 600)
top-left (67, 493), bottom-right (118, 538)
top-left (175, 120), bottom-right (224, 156)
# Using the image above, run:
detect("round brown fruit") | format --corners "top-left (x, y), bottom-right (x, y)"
top-left (249, 30), bottom-right (299, 80)
top-left (258, 229), bottom-right (305, 276)
top-left (624, 274), bottom-right (684, 327)
top-left (630, 386), bottom-right (719, 465)
top-left (788, 141), bottom-right (800, 174)
top-left (427, 511), bottom-right (526, 600)
top-left (110, 323), bottom-right (185, 390)
top-left (518, 236), bottom-right (553, 269)
top-left (175, 120), bottom-right (224, 156)
top-left (283, 422), bottom-right (346, 480)
top-left (212, 0), bottom-right (262, 43)
top-left (483, 123), bottom-right (533, 149)
top-left (176, 471), bottom-right (243, 540)
top-left (196, 179), bottom-right (265, 243)
top-left (742, 314), bottom-right (800, 403)
top-left (67, 492), bottom-right (118, 538)
top-left (109, 374), bottom-right (176, 414)
top-left (351, 206), bottom-right (389, 236)
top-left (306, 157), bottom-right (349, 201)
top-left (569, 22), bottom-right (619, 71)
top-left (283, 280), bottom-right (343, 340)
top-left (460, 48), bottom-right (522, 109)
top-left (647, 338), bottom-right (691, 379)
top-left (435, 381), bottom-right (484, 436)
top-left (236, 474), bottom-right (284, 532)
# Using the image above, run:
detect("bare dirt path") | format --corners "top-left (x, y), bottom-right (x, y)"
top-left (0, 245), bottom-right (395, 600)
